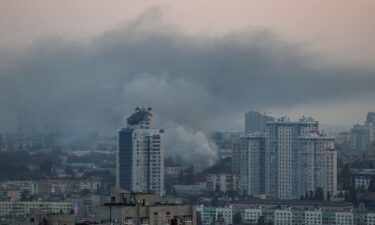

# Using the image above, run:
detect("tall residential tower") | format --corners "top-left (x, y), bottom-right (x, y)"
top-left (117, 107), bottom-right (164, 196)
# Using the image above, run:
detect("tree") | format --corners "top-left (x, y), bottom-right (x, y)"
top-left (40, 160), bottom-right (53, 176)
top-left (369, 178), bottom-right (375, 192)
top-left (257, 216), bottom-right (265, 225)
top-left (327, 191), bottom-right (331, 202)
top-left (197, 212), bottom-right (203, 225)
top-left (211, 196), bottom-right (219, 207)
top-left (341, 164), bottom-right (352, 189)
top-left (233, 213), bottom-right (242, 225)
top-left (349, 188), bottom-right (357, 203)
top-left (309, 190), bottom-right (314, 200)
top-left (314, 187), bottom-right (324, 201)
top-left (64, 166), bottom-right (75, 178)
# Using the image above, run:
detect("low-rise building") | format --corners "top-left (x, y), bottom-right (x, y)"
top-left (97, 187), bottom-right (196, 225)
top-left (206, 174), bottom-right (240, 193)
top-left (196, 199), bottom-right (375, 225)
top-left (0, 201), bottom-right (74, 216)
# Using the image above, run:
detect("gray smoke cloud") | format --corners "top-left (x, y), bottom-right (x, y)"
top-left (0, 8), bottom-right (374, 167)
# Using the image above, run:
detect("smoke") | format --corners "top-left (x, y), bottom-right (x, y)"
top-left (0, 8), bottom-right (374, 168)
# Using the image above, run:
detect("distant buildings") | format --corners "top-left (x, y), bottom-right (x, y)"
top-left (350, 112), bottom-right (375, 153)
top-left (197, 201), bottom-right (375, 225)
top-left (351, 124), bottom-right (369, 152)
top-left (117, 107), bottom-right (164, 196)
top-left (244, 111), bottom-right (274, 133)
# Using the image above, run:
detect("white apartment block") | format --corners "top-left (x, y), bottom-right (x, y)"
top-left (297, 134), bottom-right (337, 199)
top-left (215, 207), bottom-right (233, 225)
top-left (265, 117), bottom-right (318, 199)
top-left (206, 174), bottom-right (240, 193)
top-left (197, 206), bottom-right (373, 225)
top-left (117, 107), bottom-right (164, 196)
top-left (0, 201), bottom-right (73, 216)
top-left (240, 133), bottom-right (266, 196)
top-left (335, 212), bottom-right (354, 225)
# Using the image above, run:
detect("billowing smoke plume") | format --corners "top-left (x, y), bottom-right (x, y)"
top-left (0, 9), bottom-right (374, 168)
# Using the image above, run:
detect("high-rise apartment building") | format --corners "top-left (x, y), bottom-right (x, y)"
top-left (231, 138), bottom-right (241, 174)
top-left (239, 133), bottom-right (266, 196)
top-left (245, 111), bottom-right (274, 133)
top-left (117, 107), bottom-right (164, 196)
top-left (351, 124), bottom-right (369, 152)
top-left (240, 116), bottom-right (337, 200)
top-left (297, 134), bottom-right (337, 199)
top-left (265, 117), bottom-right (319, 199)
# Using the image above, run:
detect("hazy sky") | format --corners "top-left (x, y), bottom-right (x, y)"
top-left (0, 0), bottom-right (374, 130)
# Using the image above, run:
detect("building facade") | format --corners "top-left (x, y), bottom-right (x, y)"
top-left (297, 134), bottom-right (337, 199)
top-left (0, 201), bottom-right (73, 216)
top-left (197, 204), bottom-right (375, 225)
top-left (351, 124), bottom-right (369, 152)
top-left (206, 174), bottom-right (240, 193)
top-left (265, 117), bottom-right (319, 199)
top-left (245, 111), bottom-right (274, 133)
top-left (239, 133), bottom-right (266, 196)
top-left (117, 107), bottom-right (164, 196)
top-left (99, 187), bottom-right (196, 225)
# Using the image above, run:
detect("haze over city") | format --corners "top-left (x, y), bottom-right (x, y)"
top-left (0, 1), bottom-right (375, 224)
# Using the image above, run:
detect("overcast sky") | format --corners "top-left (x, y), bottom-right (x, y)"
top-left (0, 0), bottom-right (374, 131)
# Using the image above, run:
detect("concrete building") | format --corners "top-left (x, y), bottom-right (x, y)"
top-left (231, 138), bottom-right (241, 174)
top-left (29, 210), bottom-right (75, 225)
top-left (239, 133), bottom-right (266, 196)
top-left (265, 117), bottom-right (319, 199)
top-left (206, 174), bottom-right (240, 193)
top-left (245, 111), bottom-right (274, 133)
top-left (99, 187), bottom-right (196, 225)
top-left (297, 134), bottom-right (337, 199)
top-left (0, 201), bottom-right (73, 216)
top-left (351, 124), bottom-right (369, 152)
top-left (117, 107), bottom-right (164, 196)
top-left (197, 202), bottom-right (375, 225)
top-left (165, 166), bottom-right (189, 177)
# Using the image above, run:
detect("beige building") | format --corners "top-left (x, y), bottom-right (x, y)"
top-left (206, 174), bottom-right (240, 193)
top-left (97, 187), bottom-right (196, 225)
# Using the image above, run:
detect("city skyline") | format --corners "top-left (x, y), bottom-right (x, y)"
top-left (0, 1), bottom-right (374, 138)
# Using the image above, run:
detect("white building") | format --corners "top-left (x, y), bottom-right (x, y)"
top-left (240, 133), bottom-right (266, 196)
top-left (0, 201), bottom-right (73, 216)
top-left (265, 117), bottom-right (319, 199)
top-left (206, 173), bottom-right (240, 193)
top-left (297, 134), bottom-right (337, 199)
top-left (117, 107), bottom-right (164, 196)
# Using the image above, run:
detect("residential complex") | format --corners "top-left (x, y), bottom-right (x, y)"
top-left (297, 134), bottom-right (337, 199)
top-left (239, 116), bottom-right (337, 200)
top-left (197, 202), bottom-right (375, 225)
top-left (239, 133), bottom-right (266, 196)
